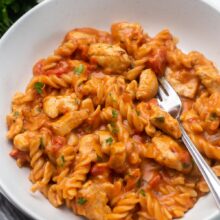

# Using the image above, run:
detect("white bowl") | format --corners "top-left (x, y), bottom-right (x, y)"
top-left (0, 0), bottom-right (220, 219)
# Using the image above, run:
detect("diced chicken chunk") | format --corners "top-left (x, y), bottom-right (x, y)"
top-left (78, 134), bottom-right (101, 160)
top-left (108, 142), bottom-right (126, 173)
top-left (136, 69), bottom-right (158, 101)
top-left (111, 22), bottom-right (145, 54)
top-left (145, 135), bottom-right (192, 172)
top-left (43, 94), bottom-right (79, 118)
top-left (74, 181), bottom-right (111, 220)
top-left (50, 110), bottom-right (88, 136)
top-left (165, 68), bottom-right (199, 99)
top-left (95, 130), bottom-right (115, 155)
top-left (88, 43), bottom-right (131, 74)
top-left (150, 104), bottom-right (181, 139)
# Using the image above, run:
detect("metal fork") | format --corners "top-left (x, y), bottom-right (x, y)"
top-left (157, 77), bottom-right (220, 210)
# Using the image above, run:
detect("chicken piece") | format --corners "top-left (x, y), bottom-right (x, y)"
top-left (145, 135), bottom-right (192, 173)
top-left (65, 29), bottom-right (97, 44)
top-left (78, 134), bottom-right (102, 160)
top-left (13, 131), bottom-right (36, 151)
top-left (150, 104), bottom-right (181, 139)
top-left (108, 142), bottom-right (127, 173)
top-left (193, 92), bottom-right (220, 133)
top-left (50, 110), bottom-right (88, 136)
top-left (125, 80), bottom-right (138, 100)
top-left (111, 22), bottom-right (145, 55)
top-left (64, 27), bottom-right (111, 44)
top-left (88, 43), bottom-right (131, 74)
top-left (66, 132), bottom-right (79, 146)
top-left (197, 71), bottom-right (220, 94)
top-left (74, 181), bottom-right (111, 220)
top-left (165, 68), bottom-right (199, 99)
top-left (80, 98), bottom-right (95, 113)
top-left (136, 69), bottom-right (158, 101)
top-left (43, 94), bottom-right (79, 118)
top-left (95, 130), bottom-right (115, 155)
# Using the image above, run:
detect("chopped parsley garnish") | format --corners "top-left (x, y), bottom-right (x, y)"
top-left (112, 109), bottom-right (118, 118)
top-left (136, 110), bottom-right (141, 116)
top-left (36, 107), bottom-right (41, 113)
top-left (110, 122), bottom-right (118, 134)
top-left (139, 189), bottom-right (146, 196)
top-left (97, 154), bottom-right (103, 162)
top-left (13, 111), bottom-right (19, 117)
top-left (77, 197), bottom-right (87, 205)
top-left (74, 98), bottom-right (80, 105)
top-left (109, 93), bottom-right (117, 102)
top-left (154, 115), bottom-right (165, 123)
top-left (34, 82), bottom-right (44, 94)
top-left (209, 112), bottom-right (218, 121)
top-left (39, 137), bottom-right (44, 150)
top-left (136, 179), bottom-right (141, 188)
top-left (74, 64), bottom-right (84, 75)
top-left (60, 155), bottom-right (65, 167)
top-left (105, 137), bottom-right (113, 145)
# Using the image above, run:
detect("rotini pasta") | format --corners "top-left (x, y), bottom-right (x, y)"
top-left (6, 21), bottom-right (220, 220)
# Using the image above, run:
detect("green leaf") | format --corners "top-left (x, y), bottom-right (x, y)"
top-left (34, 82), bottom-right (44, 94)
top-left (74, 64), bottom-right (84, 75)
top-left (105, 137), bottom-right (113, 145)
top-left (77, 197), bottom-right (87, 205)
top-left (139, 189), bottom-right (146, 196)
top-left (2, 7), bottom-right (11, 26)
top-left (4, 0), bottom-right (15, 5)
top-left (11, 2), bottom-right (20, 13)
top-left (112, 109), bottom-right (118, 118)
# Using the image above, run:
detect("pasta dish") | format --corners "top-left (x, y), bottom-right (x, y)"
top-left (6, 22), bottom-right (220, 220)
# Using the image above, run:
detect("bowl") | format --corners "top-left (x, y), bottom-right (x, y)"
top-left (0, 0), bottom-right (220, 219)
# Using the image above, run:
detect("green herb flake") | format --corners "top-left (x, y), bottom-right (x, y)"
top-left (154, 115), bottom-right (165, 123)
top-left (182, 162), bottom-right (191, 169)
top-left (131, 62), bottom-right (135, 69)
top-left (109, 93), bottom-right (117, 102)
top-left (34, 82), bottom-right (44, 94)
top-left (110, 122), bottom-right (119, 134)
top-left (97, 154), bottom-right (103, 162)
top-left (136, 110), bottom-right (141, 116)
top-left (39, 137), bottom-right (45, 150)
top-left (112, 109), bottom-right (118, 118)
top-left (105, 137), bottom-right (113, 145)
top-left (13, 111), bottom-right (19, 117)
top-left (60, 155), bottom-right (65, 167)
top-left (74, 64), bottom-right (84, 75)
top-left (77, 197), bottom-right (87, 205)
top-left (136, 179), bottom-right (141, 188)
top-left (209, 112), bottom-right (218, 121)
top-left (139, 189), bottom-right (146, 196)
top-left (74, 98), bottom-right (80, 105)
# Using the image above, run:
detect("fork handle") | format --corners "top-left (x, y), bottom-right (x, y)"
top-left (179, 123), bottom-right (220, 209)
